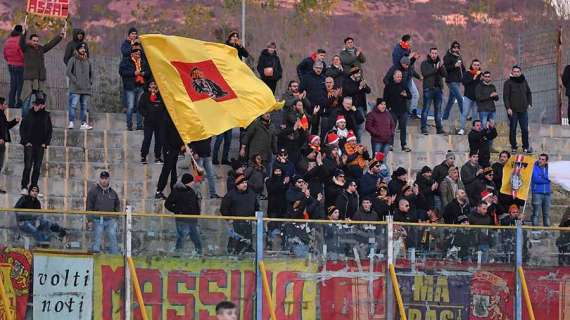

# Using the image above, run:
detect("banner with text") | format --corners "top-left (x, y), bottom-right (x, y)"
top-left (26, 0), bottom-right (70, 18)
top-left (33, 253), bottom-right (93, 320)
top-left (93, 256), bottom-right (317, 320)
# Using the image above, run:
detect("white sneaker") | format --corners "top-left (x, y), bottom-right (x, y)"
top-left (80, 123), bottom-right (93, 130)
top-left (68, 121), bottom-right (74, 129)
top-left (20, 188), bottom-right (28, 195)
top-left (457, 129), bottom-right (465, 135)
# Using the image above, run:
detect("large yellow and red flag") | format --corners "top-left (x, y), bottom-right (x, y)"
top-left (140, 34), bottom-right (282, 143)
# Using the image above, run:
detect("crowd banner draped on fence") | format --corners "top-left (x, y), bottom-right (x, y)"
top-left (500, 154), bottom-right (536, 201)
top-left (139, 34), bottom-right (283, 143)
top-left (32, 253), bottom-right (93, 320)
top-left (26, 0), bottom-right (70, 18)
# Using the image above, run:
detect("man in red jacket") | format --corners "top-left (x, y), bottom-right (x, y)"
top-left (3, 25), bottom-right (24, 108)
top-left (365, 98), bottom-right (395, 156)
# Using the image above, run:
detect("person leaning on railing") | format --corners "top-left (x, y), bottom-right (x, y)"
top-left (220, 174), bottom-right (258, 254)
top-left (165, 173), bottom-right (202, 255)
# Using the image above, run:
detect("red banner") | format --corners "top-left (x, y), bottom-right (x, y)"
top-left (320, 260), bottom-right (570, 320)
top-left (26, 0), bottom-right (69, 18)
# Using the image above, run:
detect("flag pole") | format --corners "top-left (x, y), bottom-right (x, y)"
top-left (241, 0), bottom-right (246, 46)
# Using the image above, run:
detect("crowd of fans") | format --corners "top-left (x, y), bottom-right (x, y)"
top-left (1, 23), bottom-right (562, 259)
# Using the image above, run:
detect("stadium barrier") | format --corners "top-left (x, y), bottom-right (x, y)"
top-left (0, 208), bottom-right (569, 319)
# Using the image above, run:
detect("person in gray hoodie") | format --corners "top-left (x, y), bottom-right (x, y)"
top-left (87, 171), bottom-right (121, 254)
top-left (66, 43), bottom-right (93, 130)
top-left (63, 29), bottom-right (87, 65)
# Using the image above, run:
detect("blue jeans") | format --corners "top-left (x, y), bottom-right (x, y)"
top-left (478, 111), bottom-right (495, 127)
top-left (68, 93), bottom-right (89, 123)
top-left (443, 82), bottom-right (463, 120)
top-left (509, 111), bottom-right (529, 149)
top-left (421, 88), bottom-right (443, 131)
top-left (408, 80), bottom-right (419, 114)
top-left (8, 65), bottom-right (23, 108)
top-left (175, 221), bottom-right (202, 252)
top-left (213, 129), bottom-right (232, 162)
top-left (91, 217), bottom-right (119, 254)
top-left (125, 87), bottom-right (143, 129)
top-left (18, 218), bottom-right (52, 242)
top-left (460, 97), bottom-right (478, 130)
top-left (531, 193), bottom-right (551, 226)
top-left (391, 112), bottom-right (408, 148)
top-left (196, 156), bottom-right (217, 196)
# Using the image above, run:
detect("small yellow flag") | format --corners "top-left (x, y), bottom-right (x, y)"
top-left (140, 34), bottom-right (283, 143)
top-left (500, 154), bottom-right (536, 201)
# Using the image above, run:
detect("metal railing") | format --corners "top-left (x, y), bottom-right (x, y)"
top-left (1, 207), bottom-right (569, 319)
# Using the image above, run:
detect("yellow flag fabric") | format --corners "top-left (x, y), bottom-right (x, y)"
top-left (139, 34), bottom-right (282, 143)
top-left (500, 154), bottom-right (536, 201)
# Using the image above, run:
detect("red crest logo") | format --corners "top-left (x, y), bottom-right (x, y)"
top-left (171, 60), bottom-right (237, 103)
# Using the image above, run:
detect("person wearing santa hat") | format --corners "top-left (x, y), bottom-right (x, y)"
top-left (332, 114), bottom-right (349, 143)
top-left (343, 130), bottom-right (370, 180)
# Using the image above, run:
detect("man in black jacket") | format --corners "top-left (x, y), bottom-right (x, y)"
top-left (155, 112), bottom-right (185, 199)
top-left (165, 173), bottom-right (202, 254)
top-left (420, 48), bottom-right (447, 135)
top-left (335, 180), bottom-right (359, 220)
top-left (443, 189), bottom-right (469, 224)
top-left (256, 42), bottom-right (282, 93)
top-left (19, 94), bottom-right (52, 195)
top-left (0, 97), bottom-right (20, 193)
top-left (16, 185), bottom-right (65, 244)
top-left (300, 61), bottom-right (327, 131)
top-left (342, 67), bottom-right (370, 141)
top-left (475, 71), bottom-right (499, 127)
top-left (221, 174), bottom-right (259, 254)
top-left (468, 119), bottom-right (497, 168)
top-left (138, 80), bottom-right (164, 164)
top-left (384, 70), bottom-right (412, 152)
top-left (503, 65), bottom-right (533, 154)
top-left (442, 41), bottom-right (465, 120)
top-left (119, 48), bottom-right (149, 130)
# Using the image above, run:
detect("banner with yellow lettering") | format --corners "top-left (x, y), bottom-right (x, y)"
top-left (93, 255), bottom-right (316, 320)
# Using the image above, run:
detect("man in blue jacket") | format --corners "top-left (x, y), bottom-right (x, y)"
top-left (531, 154), bottom-right (551, 226)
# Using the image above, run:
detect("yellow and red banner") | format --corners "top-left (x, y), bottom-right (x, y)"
top-left (139, 34), bottom-right (282, 143)
top-left (26, 0), bottom-right (69, 17)
top-left (93, 255), bottom-right (317, 320)
top-left (500, 154), bottom-right (536, 201)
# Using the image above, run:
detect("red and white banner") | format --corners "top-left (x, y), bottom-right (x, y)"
top-left (26, 0), bottom-right (69, 18)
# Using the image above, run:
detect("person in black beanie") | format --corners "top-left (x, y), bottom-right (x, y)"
top-left (165, 173), bottom-right (202, 254)
top-left (0, 97), bottom-right (20, 193)
top-left (15, 185), bottom-right (66, 244)
top-left (19, 93), bottom-right (52, 195)
top-left (121, 27), bottom-right (138, 57)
